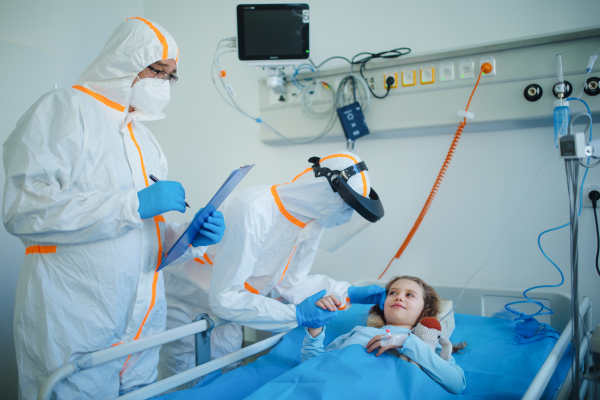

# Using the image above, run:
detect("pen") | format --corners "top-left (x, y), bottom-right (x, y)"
top-left (149, 174), bottom-right (190, 208)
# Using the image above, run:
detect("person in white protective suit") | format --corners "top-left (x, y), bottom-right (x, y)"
top-left (3, 18), bottom-right (225, 399)
top-left (157, 151), bottom-right (385, 389)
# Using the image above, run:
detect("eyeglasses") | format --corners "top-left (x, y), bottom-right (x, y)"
top-left (146, 65), bottom-right (178, 87)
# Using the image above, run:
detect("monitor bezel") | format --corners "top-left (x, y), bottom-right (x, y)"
top-left (237, 3), bottom-right (310, 62)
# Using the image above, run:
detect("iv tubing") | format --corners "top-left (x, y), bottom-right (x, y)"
top-left (379, 66), bottom-right (486, 279)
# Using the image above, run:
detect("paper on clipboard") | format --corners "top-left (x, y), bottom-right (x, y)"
top-left (158, 164), bottom-right (254, 271)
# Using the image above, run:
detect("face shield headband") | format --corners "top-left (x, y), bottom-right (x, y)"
top-left (308, 157), bottom-right (385, 223)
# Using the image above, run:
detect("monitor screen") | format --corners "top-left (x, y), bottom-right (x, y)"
top-left (237, 4), bottom-right (309, 61)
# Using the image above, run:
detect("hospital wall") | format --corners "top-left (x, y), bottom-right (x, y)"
top-left (144, 0), bottom-right (600, 328)
top-left (0, 0), bottom-right (598, 398)
top-left (0, 1), bottom-right (145, 398)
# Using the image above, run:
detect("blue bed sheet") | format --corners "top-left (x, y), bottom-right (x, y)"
top-left (157, 305), bottom-right (571, 400)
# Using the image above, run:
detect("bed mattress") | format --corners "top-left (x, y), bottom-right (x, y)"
top-left (157, 304), bottom-right (571, 400)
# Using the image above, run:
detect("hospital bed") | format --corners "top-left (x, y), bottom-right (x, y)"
top-left (39, 284), bottom-right (592, 400)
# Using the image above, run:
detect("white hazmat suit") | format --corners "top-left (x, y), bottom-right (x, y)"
top-left (158, 152), bottom-right (370, 387)
top-left (3, 18), bottom-right (202, 399)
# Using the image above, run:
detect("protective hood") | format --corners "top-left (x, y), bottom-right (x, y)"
top-left (73, 17), bottom-right (179, 120)
top-left (275, 151), bottom-right (371, 228)
top-left (308, 155), bottom-right (384, 223)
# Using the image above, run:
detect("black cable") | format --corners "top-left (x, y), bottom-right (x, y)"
top-left (360, 63), bottom-right (391, 99)
top-left (350, 47), bottom-right (411, 64)
top-left (355, 47), bottom-right (411, 99)
top-left (594, 206), bottom-right (600, 277)
top-left (309, 56), bottom-right (352, 70)
top-left (590, 190), bottom-right (600, 277)
top-left (309, 47), bottom-right (412, 99)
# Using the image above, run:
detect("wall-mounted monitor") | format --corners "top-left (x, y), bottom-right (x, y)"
top-left (237, 3), bottom-right (309, 66)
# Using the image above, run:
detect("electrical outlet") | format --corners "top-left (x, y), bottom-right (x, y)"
top-left (459, 59), bottom-right (475, 79)
top-left (402, 69), bottom-right (416, 87)
top-left (480, 56), bottom-right (496, 77)
top-left (383, 72), bottom-right (398, 89)
top-left (420, 66), bottom-right (435, 84)
top-left (583, 184), bottom-right (600, 208)
top-left (439, 62), bottom-right (454, 82)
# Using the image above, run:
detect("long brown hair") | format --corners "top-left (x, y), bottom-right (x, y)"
top-left (367, 276), bottom-right (467, 353)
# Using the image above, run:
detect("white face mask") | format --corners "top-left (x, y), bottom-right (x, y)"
top-left (130, 76), bottom-right (170, 117)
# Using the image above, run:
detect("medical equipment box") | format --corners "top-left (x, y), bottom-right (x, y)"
top-left (336, 102), bottom-right (370, 141)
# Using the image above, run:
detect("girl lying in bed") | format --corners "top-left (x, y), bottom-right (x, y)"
top-left (300, 276), bottom-right (466, 395)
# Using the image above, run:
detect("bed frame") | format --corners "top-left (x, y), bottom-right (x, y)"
top-left (38, 285), bottom-right (592, 400)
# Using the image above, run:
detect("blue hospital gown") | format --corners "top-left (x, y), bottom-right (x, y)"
top-left (301, 325), bottom-right (466, 395)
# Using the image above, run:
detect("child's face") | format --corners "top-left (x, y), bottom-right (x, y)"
top-left (383, 279), bottom-right (425, 328)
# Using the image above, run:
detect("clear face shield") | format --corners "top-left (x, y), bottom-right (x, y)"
top-left (318, 210), bottom-right (373, 252)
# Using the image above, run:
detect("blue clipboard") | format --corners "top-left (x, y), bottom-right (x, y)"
top-left (158, 164), bottom-right (254, 271)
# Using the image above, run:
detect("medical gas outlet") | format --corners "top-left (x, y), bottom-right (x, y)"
top-left (584, 77), bottom-right (600, 96)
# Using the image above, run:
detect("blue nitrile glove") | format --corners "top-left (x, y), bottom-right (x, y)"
top-left (348, 285), bottom-right (387, 310)
top-left (296, 289), bottom-right (338, 328)
top-left (192, 208), bottom-right (226, 247)
top-left (137, 181), bottom-right (186, 219)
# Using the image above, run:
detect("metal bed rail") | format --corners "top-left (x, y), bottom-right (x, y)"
top-left (118, 331), bottom-right (288, 400)
top-left (522, 296), bottom-right (592, 400)
top-left (39, 313), bottom-right (229, 400)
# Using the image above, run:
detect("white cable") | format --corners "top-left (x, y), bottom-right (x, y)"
top-left (211, 38), bottom-right (338, 144)
top-left (569, 112), bottom-right (592, 138)
top-left (302, 78), bottom-right (335, 120)
top-left (440, 139), bottom-right (559, 321)
top-left (336, 73), bottom-right (371, 113)
top-left (211, 38), bottom-right (375, 145)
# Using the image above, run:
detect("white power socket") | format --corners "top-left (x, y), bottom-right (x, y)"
top-left (582, 184), bottom-right (600, 208)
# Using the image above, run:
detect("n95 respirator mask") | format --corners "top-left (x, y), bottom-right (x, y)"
top-left (130, 77), bottom-right (170, 117)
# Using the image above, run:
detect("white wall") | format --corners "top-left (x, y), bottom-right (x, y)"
top-left (1, 0), bottom-right (598, 397)
top-left (145, 0), bottom-right (600, 328)
top-left (0, 2), bottom-right (144, 398)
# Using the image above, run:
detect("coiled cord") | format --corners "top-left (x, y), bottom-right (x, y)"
top-left (379, 65), bottom-right (486, 279)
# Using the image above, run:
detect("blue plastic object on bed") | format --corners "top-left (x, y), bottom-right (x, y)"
top-left (157, 304), bottom-right (571, 400)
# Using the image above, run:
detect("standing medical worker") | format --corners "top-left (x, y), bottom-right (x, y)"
top-left (158, 151), bottom-right (385, 388)
top-left (3, 18), bottom-right (224, 399)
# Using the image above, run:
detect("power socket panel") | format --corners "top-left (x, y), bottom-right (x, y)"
top-left (383, 72), bottom-right (398, 89)
top-left (582, 184), bottom-right (600, 208)
top-left (269, 86), bottom-right (304, 105)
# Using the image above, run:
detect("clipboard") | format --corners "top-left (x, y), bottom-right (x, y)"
top-left (158, 164), bottom-right (254, 271)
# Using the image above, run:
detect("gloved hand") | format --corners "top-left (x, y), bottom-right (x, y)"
top-left (137, 181), bottom-right (186, 219)
top-left (296, 289), bottom-right (338, 328)
top-left (348, 285), bottom-right (386, 310)
top-left (192, 208), bottom-right (226, 247)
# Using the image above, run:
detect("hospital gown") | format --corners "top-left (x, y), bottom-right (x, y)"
top-left (301, 325), bottom-right (466, 395)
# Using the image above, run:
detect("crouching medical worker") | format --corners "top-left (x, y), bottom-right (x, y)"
top-left (3, 18), bottom-right (224, 399)
top-left (157, 151), bottom-right (385, 388)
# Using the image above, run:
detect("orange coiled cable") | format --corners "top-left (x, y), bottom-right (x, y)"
top-left (379, 64), bottom-right (489, 280)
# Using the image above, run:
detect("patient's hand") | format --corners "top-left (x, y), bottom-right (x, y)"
top-left (366, 334), bottom-right (406, 357)
top-left (315, 294), bottom-right (341, 311)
